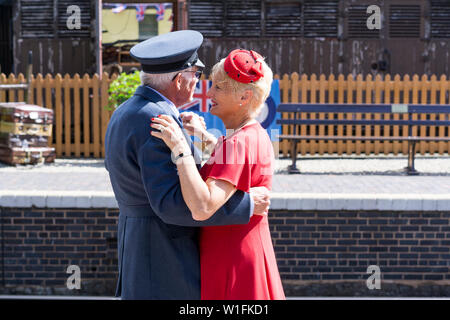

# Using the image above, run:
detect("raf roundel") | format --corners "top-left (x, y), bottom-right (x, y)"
top-left (130, 30), bottom-right (205, 74)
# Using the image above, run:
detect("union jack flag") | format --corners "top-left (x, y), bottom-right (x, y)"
top-left (178, 80), bottom-right (212, 113)
top-left (135, 4), bottom-right (147, 22)
top-left (154, 4), bottom-right (165, 21)
top-left (112, 4), bottom-right (126, 14)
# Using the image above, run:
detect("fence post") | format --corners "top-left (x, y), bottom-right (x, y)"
top-left (429, 74), bottom-right (438, 154)
top-left (328, 74), bottom-right (337, 154)
top-left (419, 74), bottom-right (429, 154)
top-left (318, 74), bottom-right (326, 155)
top-left (309, 74), bottom-right (318, 155)
top-left (7, 74), bottom-right (16, 102)
top-left (402, 75), bottom-right (411, 155)
top-left (73, 74), bottom-right (81, 157)
top-left (35, 74), bottom-right (43, 107)
top-left (383, 74), bottom-right (392, 155)
top-left (0, 74), bottom-right (6, 102)
top-left (393, 74), bottom-right (401, 155)
top-left (355, 74), bottom-right (363, 155)
top-left (438, 75), bottom-right (447, 154)
top-left (82, 74), bottom-right (91, 158)
top-left (17, 73), bottom-right (25, 102)
top-left (346, 74), bottom-right (355, 155)
top-left (101, 72), bottom-right (110, 158)
top-left (92, 74), bottom-right (100, 158)
top-left (280, 73), bottom-right (291, 157)
top-left (364, 74), bottom-right (373, 155)
top-left (63, 74), bottom-right (72, 157)
top-left (54, 74), bottom-right (63, 157)
top-left (44, 74), bottom-right (54, 149)
top-left (337, 74), bottom-right (345, 155)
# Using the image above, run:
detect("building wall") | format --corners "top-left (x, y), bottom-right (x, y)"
top-left (0, 207), bottom-right (449, 296)
top-left (102, 7), bottom-right (174, 44)
top-left (190, 0), bottom-right (450, 77)
top-left (12, 0), bottom-right (97, 76)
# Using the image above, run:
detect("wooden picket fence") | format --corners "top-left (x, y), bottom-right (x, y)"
top-left (0, 72), bottom-right (449, 158)
top-left (275, 73), bottom-right (450, 157)
top-left (0, 72), bottom-right (116, 158)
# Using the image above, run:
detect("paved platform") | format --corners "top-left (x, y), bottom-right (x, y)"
top-left (0, 154), bottom-right (449, 211)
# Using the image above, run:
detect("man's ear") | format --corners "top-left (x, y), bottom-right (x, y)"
top-left (173, 73), bottom-right (182, 90)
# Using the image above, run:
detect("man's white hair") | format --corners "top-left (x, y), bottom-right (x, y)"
top-left (140, 67), bottom-right (196, 91)
top-left (140, 70), bottom-right (179, 91)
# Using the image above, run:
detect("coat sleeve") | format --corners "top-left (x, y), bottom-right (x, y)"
top-left (137, 136), bottom-right (253, 227)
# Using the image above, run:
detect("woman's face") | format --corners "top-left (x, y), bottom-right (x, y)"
top-left (207, 78), bottom-right (242, 119)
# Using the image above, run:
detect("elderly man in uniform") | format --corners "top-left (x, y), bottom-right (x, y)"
top-left (104, 30), bottom-right (271, 300)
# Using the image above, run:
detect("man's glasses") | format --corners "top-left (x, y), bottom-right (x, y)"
top-left (172, 70), bottom-right (203, 81)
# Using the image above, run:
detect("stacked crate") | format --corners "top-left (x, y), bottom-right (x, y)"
top-left (0, 102), bottom-right (56, 165)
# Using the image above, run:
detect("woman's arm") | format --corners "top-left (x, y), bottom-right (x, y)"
top-left (151, 114), bottom-right (238, 221)
top-left (174, 153), bottom-right (237, 221)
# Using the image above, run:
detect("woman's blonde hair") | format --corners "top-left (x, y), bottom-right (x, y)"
top-left (210, 56), bottom-right (273, 118)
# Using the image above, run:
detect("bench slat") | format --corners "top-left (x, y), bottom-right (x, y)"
top-left (277, 103), bottom-right (450, 114)
top-left (277, 119), bottom-right (450, 126)
top-left (278, 135), bottom-right (450, 142)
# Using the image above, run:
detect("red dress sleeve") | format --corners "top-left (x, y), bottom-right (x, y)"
top-left (201, 135), bottom-right (252, 193)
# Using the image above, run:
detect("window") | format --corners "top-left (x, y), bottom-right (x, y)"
top-left (139, 14), bottom-right (158, 39)
top-left (347, 5), bottom-right (380, 39)
top-left (21, 0), bottom-right (55, 37)
top-left (430, 0), bottom-right (450, 38)
top-left (225, 0), bottom-right (262, 37)
top-left (265, 2), bottom-right (302, 37)
top-left (389, 5), bottom-right (421, 38)
top-left (189, 0), bottom-right (224, 37)
top-left (188, 0), bottom-right (339, 38)
top-left (303, 0), bottom-right (338, 38)
top-left (57, 0), bottom-right (92, 38)
top-left (20, 0), bottom-right (92, 38)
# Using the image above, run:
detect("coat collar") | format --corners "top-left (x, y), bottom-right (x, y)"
top-left (134, 85), bottom-right (180, 119)
top-left (134, 85), bottom-right (202, 166)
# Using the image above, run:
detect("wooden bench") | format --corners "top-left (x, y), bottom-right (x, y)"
top-left (276, 103), bottom-right (450, 175)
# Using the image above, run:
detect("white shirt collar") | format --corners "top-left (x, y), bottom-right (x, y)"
top-left (145, 85), bottom-right (180, 118)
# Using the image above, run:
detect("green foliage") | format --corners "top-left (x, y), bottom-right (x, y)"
top-left (108, 71), bottom-right (141, 110)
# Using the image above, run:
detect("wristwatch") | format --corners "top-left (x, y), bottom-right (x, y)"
top-left (174, 150), bottom-right (192, 162)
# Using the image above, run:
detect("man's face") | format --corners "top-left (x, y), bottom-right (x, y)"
top-left (174, 67), bottom-right (199, 106)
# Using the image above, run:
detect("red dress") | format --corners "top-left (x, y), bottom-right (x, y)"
top-left (199, 121), bottom-right (285, 300)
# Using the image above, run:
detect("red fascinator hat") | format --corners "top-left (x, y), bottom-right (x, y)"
top-left (223, 49), bottom-right (265, 84)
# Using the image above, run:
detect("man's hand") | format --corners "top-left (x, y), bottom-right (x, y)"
top-left (249, 186), bottom-right (271, 216)
top-left (180, 112), bottom-right (206, 137)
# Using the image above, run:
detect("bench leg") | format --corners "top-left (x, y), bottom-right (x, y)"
top-left (405, 140), bottom-right (419, 175)
top-left (288, 140), bottom-right (300, 174)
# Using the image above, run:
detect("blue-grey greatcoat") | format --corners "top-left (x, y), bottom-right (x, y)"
top-left (104, 85), bottom-right (253, 300)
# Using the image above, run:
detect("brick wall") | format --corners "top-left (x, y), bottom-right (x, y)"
top-left (0, 207), bottom-right (449, 296)
top-left (269, 210), bottom-right (450, 296)
top-left (0, 208), bottom-right (118, 295)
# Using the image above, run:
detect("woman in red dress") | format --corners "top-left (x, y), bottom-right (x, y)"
top-left (150, 49), bottom-right (285, 300)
